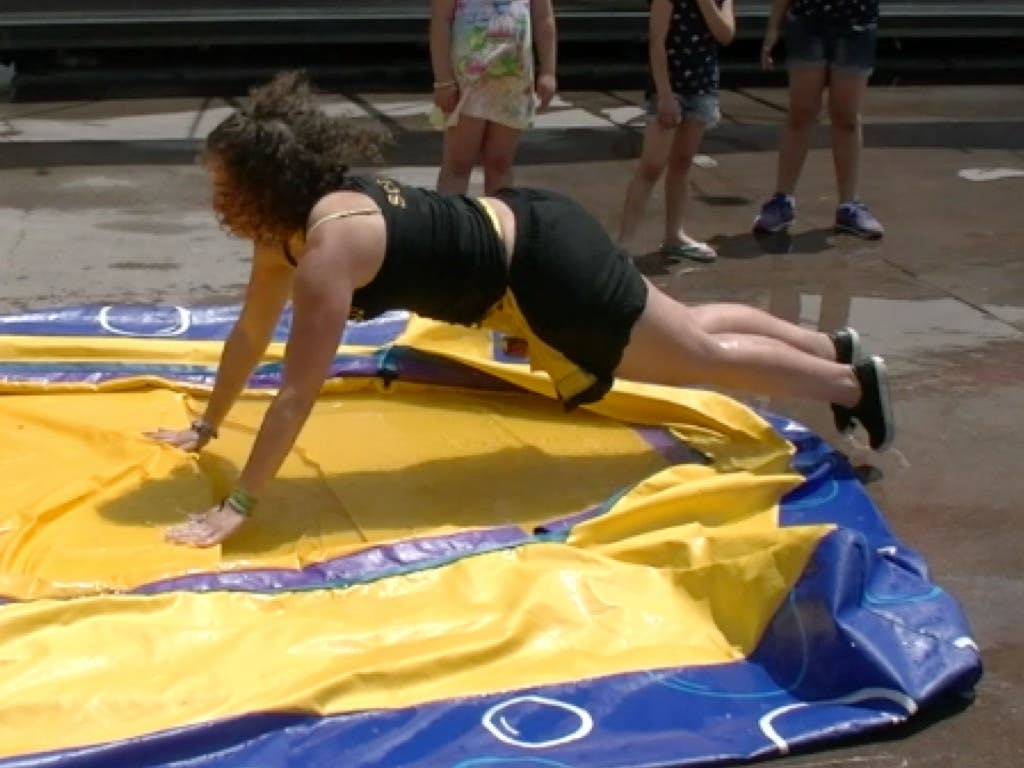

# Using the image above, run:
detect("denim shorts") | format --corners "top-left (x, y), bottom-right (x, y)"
top-left (645, 92), bottom-right (721, 128)
top-left (785, 13), bottom-right (878, 75)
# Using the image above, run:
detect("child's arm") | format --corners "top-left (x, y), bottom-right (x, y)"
top-left (648, 0), bottom-right (679, 128)
top-left (762, 0), bottom-right (792, 68)
top-left (532, 0), bottom-right (558, 108)
top-left (696, 0), bottom-right (736, 46)
top-left (430, 0), bottom-right (460, 111)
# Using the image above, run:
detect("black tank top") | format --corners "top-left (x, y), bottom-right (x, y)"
top-left (330, 176), bottom-right (509, 324)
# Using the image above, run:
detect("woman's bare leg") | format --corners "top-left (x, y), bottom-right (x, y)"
top-left (615, 281), bottom-right (860, 406)
top-left (618, 119), bottom-right (674, 251)
top-left (688, 303), bottom-right (837, 360)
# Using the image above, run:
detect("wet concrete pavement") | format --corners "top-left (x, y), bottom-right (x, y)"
top-left (2, 83), bottom-right (1023, 766)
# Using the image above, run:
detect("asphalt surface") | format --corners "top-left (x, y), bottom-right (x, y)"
top-left (1, 81), bottom-right (1023, 767)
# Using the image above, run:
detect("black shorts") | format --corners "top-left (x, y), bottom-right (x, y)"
top-left (494, 187), bottom-right (649, 407)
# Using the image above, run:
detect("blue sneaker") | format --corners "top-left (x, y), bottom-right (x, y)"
top-left (835, 201), bottom-right (884, 239)
top-left (753, 193), bottom-right (795, 233)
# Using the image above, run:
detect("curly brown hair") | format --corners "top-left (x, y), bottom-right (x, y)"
top-left (205, 71), bottom-right (389, 243)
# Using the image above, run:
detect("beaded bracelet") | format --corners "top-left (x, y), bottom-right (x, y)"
top-left (223, 486), bottom-right (258, 517)
top-left (432, 79), bottom-right (457, 90)
top-left (190, 418), bottom-right (219, 440)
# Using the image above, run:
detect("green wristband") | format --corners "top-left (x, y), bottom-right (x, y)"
top-left (224, 487), bottom-right (258, 517)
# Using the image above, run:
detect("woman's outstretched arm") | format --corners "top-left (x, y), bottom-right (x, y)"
top-left (165, 201), bottom-right (383, 548)
top-left (144, 240), bottom-right (293, 451)
top-left (232, 247), bottom-right (354, 502)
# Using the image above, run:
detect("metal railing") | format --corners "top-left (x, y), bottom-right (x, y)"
top-left (3, 1), bottom-right (1023, 51)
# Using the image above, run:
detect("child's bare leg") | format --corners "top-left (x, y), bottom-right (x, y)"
top-left (618, 119), bottom-right (673, 250)
top-left (663, 119), bottom-right (707, 246)
top-left (827, 71), bottom-right (869, 203)
top-left (480, 121), bottom-right (523, 194)
top-left (437, 115), bottom-right (487, 195)
top-left (776, 67), bottom-right (827, 195)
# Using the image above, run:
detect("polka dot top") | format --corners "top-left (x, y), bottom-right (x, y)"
top-left (648, 0), bottom-right (724, 97)
top-left (790, 0), bottom-right (880, 26)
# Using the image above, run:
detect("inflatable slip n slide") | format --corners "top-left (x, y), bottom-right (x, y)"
top-left (0, 304), bottom-right (981, 767)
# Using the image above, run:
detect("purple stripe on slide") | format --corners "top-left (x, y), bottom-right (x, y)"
top-left (133, 525), bottom-right (530, 594)
top-left (389, 352), bottom-right (522, 392)
top-left (0, 357), bottom-right (383, 388)
top-left (230, 356), bottom-right (383, 388)
top-left (326, 357), bottom-right (381, 379)
top-left (537, 427), bottom-right (707, 536)
top-left (635, 426), bottom-right (707, 465)
top-left (0, 371), bottom-right (218, 386)
top-left (534, 501), bottom-right (609, 536)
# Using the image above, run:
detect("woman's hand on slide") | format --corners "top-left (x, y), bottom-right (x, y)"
top-left (165, 502), bottom-right (247, 548)
top-left (144, 426), bottom-right (209, 452)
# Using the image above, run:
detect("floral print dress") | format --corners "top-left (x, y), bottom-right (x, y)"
top-left (433, 0), bottom-right (536, 130)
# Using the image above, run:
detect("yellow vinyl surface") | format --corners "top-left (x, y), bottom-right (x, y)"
top-left (0, 317), bottom-right (831, 758)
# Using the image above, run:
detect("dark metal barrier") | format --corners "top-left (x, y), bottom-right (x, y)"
top-left (3, 1), bottom-right (1023, 98)
top-left (3, 1), bottom-right (1024, 51)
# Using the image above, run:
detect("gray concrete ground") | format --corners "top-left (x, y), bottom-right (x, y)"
top-left (2, 84), bottom-right (1023, 766)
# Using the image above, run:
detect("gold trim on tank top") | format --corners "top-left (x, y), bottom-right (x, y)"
top-left (476, 198), bottom-right (504, 239)
top-left (305, 208), bottom-right (381, 237)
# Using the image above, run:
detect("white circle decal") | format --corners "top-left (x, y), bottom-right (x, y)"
top-left (98, 305), bottom-right (191, 337)
top-left (482, 695), bottom-right (593, 749)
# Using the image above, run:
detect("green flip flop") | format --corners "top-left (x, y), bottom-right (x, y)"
top-left (660, 241), bottom-right (718, 263)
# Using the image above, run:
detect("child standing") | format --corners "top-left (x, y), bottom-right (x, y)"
top-left (753, 0), bottom-right (883, 239)
top-left (430, 0), bottom-right (557, 195)
top-left (618, 0), bottom-right (735, 263)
